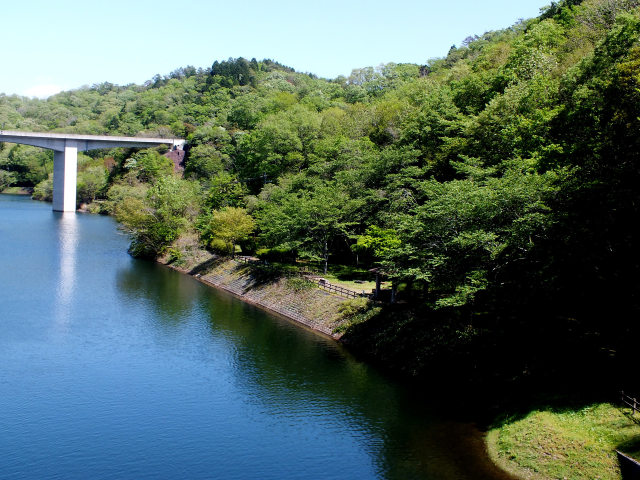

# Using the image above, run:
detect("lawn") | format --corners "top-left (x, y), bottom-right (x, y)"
top-left (486, 402), bottom-right (640, 480)
top-left (307, 263), bottom-right (382, 293)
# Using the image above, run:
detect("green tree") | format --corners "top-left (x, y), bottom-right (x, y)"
top-left (206, 172), bottom-right (247, 210)
top-left (184, 144), bottom-right (225, 180)
top-left (256, 182), bottom-right (354, 274)
top-left (0, 170), bottom-right (16, 190)
top-left (203, 207), bottom-right (255, 256)
top-left (0, 145), bottom-right (52, 186)
top-left (123, 149), bottom-right (174, 182)
top-left (115, 176), bottom-right (200, 258)
top-left (77, 165), bottom-right (108, 204)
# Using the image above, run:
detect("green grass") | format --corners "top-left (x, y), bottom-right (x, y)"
top-left (486, 403), bottom-right (640, 480)
top-left (317, 264), bottom-right (382, 292)
top-left (1, 187), bottom-right (31, 195)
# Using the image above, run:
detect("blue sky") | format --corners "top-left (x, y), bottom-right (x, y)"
top-left (0, 0), bottom-right (548, 98)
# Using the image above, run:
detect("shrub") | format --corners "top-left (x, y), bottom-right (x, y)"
top-left (256, 246), bottom-right (296, 262)
top-left (208, 238), bottom-right (231, 255)
top-left (32, 175), bottom-right (53, 201)
top-left (286, 277), bottom-right (315, 292)
top-left (338, 297), bottom-right (371, 318)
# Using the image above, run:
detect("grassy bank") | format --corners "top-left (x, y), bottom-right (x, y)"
top-left (1, 187), bottom-right (32, 195)
top-left (486, 402), bottom-right (640, 480)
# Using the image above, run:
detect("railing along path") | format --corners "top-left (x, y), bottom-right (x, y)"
top-left (235, 258), bottom-right (371, 299)
top-left (622, 391), bottom-right (639, 415)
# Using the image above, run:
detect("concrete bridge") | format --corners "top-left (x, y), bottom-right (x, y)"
top-left (0, 130), bottom-right (184, 212)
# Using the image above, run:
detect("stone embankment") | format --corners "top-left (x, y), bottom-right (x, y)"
top-left (163, 249), bottom-right (348, 338)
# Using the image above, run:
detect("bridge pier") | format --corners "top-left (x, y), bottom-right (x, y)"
top-left (0, 131), bottom-right (184, 213)
top-left (53, 142), bottom-right (78, 212)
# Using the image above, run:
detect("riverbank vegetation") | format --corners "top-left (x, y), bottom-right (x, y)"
top-left (2, 0), bottom-right (640, 452)
top-left (487, 402), bottom-right (640, 479)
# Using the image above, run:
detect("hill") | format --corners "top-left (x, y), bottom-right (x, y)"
top-left (1, 0), bottom-right (640, 392)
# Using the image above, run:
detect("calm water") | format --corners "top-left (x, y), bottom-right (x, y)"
top-left (0, 195), bottom-right (509, 480)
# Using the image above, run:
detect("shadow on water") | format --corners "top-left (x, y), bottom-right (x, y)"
top-left (116, 259), bottom-right (203, 324)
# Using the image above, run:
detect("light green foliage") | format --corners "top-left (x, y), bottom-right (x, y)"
top-left (0, 145), bottom-right (52, 186)
top-left (202, 207), bottom-right (255, 255)
top-left (228, 94), bottom-right (267, 129)
top-left (235, 104), bottom-right (321, 180)
top-left (104, 174), bottom-right (148, 215)
top-left (32, 174), bottom-right (53, 201)
top-left (0, 169), bottom-right (16, 190)
top-left (184, 144), bottom-right (225, 179)
top-left (114, 176), bottom-right (201, 258)
top-left (256, 181), bottom-right (355, 274)
top-left (123, 149), bottom-right (174, 181)
top-left (76, 154), bottom-right (108, 204)
top-left (185, 125), bottom-right (234, 180)
top-left (353, 226), bottom-right (401, 260)
top-left (205, 172), bottom-right (248, 210)
top-left (77, 166), bottom-right (108, 204)
top-left (390, 166), bottom-right (558, 307)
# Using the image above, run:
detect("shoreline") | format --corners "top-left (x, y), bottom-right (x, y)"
top-left (166, 261), bottom-right (341, 339)
top-left (160, 254), bottom-right (635, 480)
top-left (158, 254), bottom-right (523, 480)
top-left (157, 252), bottom-right (349, 340)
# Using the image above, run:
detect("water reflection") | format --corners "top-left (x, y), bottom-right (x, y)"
top-left (54, 212), bottom-right (78, 330)
top-left (114, 265), bottom-right (518, 479)
top-left (0, 196), bottom-right (513, 480)
top-left (114, 264), bottom-right (445, 479)
top-left (116, 260), bottom-right (199, 324)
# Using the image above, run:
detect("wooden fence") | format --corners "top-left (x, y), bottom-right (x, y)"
top-left (234, 257), bottom-right (372, 299)
top-left (622, 391), bottom-right (639, 415)
top-left (304, 275), bottom-right (372, 299)
top-left (236, 256), bottom-right (253, 263)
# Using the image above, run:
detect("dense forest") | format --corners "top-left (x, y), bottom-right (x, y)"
top-left (2, 0), bottom-right (639, 390)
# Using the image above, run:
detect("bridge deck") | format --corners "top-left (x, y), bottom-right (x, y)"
top-left (0, 130), bottom-right (179, 145)
top-left (0, 130), bottom-right (185, 212)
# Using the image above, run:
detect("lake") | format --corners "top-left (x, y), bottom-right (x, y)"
top-left (0, 194), bottom-right (511, 480)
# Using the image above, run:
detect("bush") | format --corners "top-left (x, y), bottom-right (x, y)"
top-left (0, 170), bottom-right (16, 190)
top-left (286, 277), bottom-right (315, 292)
top-left (32, 175), bottom-right (53, 201)
top-left (338, 297), bottom-right (371, 317)
top-left (208, 238), bottom-right (231, 255)
top-left (166, 247), bottom-right (184, 265)
top-left (334, 298), bottom-right (381, 334)
top-left (256, 246), bottom-right (297, 262)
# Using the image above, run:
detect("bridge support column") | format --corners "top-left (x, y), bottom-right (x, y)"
top-left (52, 142), bottom-right (78, 212)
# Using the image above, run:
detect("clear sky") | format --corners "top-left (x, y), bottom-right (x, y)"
top-left (0, 0), bottom-right (549, 98)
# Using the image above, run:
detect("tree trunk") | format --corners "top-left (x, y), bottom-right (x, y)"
top-left (323, 239), bottom-right (328, 275)
top-left (375, 273), bottom-right (381, 300)
top-left (390, 280), bottom-right (398, 304)
top-left (406, 279), bottom-right (414, 299)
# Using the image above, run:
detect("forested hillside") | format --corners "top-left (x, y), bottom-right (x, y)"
top-left (2, 0), bottom-right (639, 386)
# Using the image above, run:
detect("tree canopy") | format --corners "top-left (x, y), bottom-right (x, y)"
top-left (2, 0), bottom-right (640, 381)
